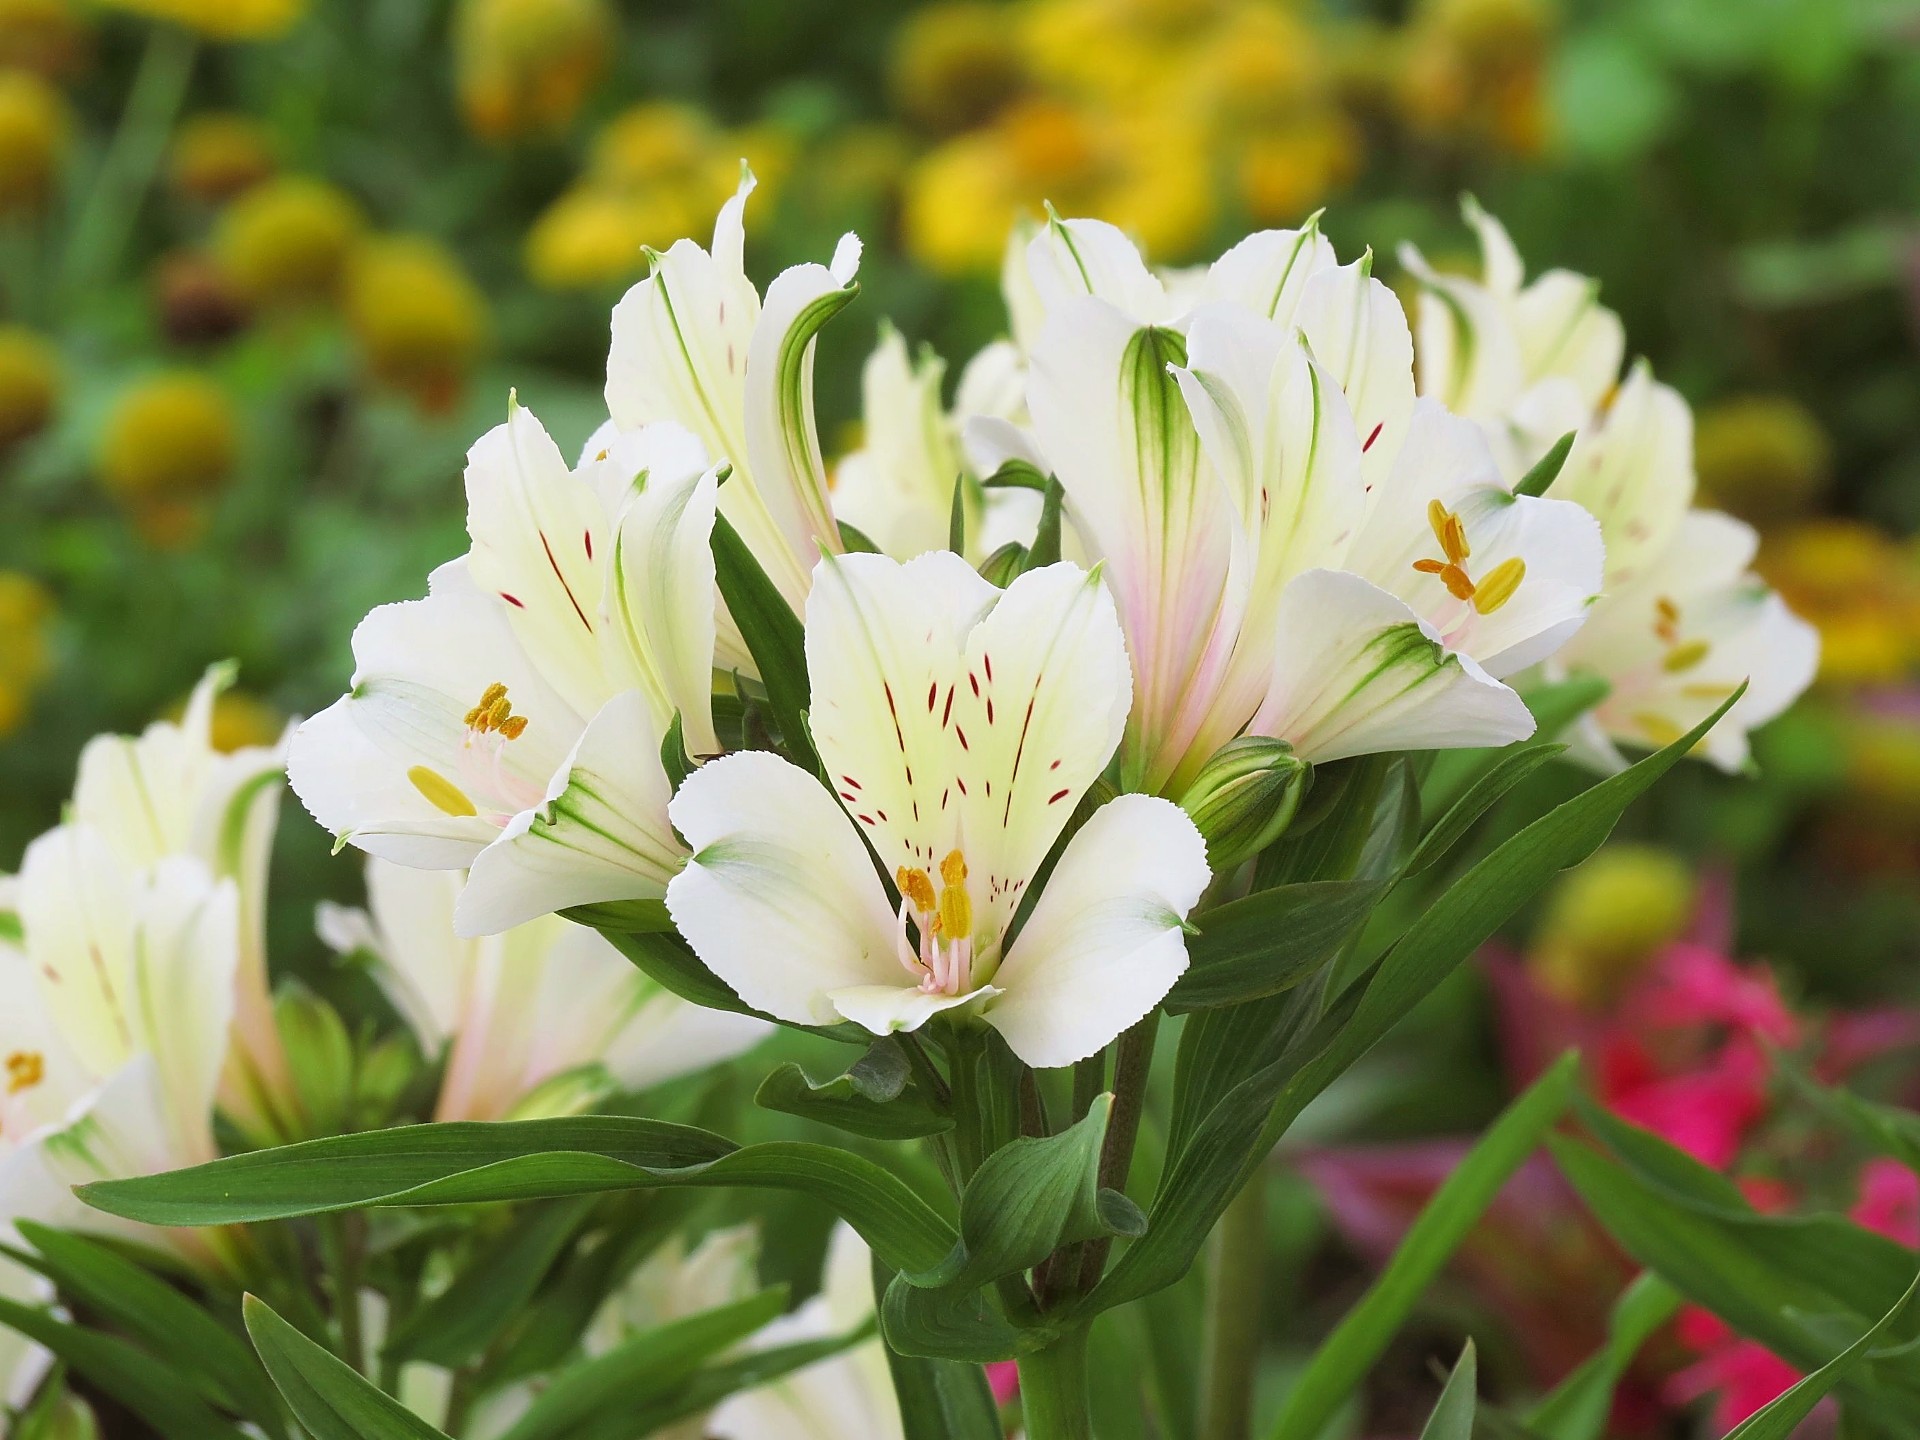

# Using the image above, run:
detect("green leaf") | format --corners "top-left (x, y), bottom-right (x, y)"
top-left (950, 474), bottom-right (968, 555)
top-left (10, 1222), bottom-right (281, 1430)
top-left (243, 1296), bottom-right (447, 1440)
top-left (380, 1197), bottom-right (593, 1368)
top-left (983, 458), bottom-right (1048, 490)
top-left (1268, 1054), bottom-right (1577, 1440)
top-left (1083, 688), bottom-right (1743, 1322)
top-left (1167, 879), bottom-right (1387, 1012)
top-left (660, 711), bottom-right (694, 790)
top-left (882, 1276), bottom-right (1035, 1362)
top-left (839, 519), bottom-right (883, 553)
top-left (1515, 432), bottom-right (1576, 498)
top-left (756, 1040), bottom-right (953, 1140)
top-left (0, 1298), bottom-right (252, 1440)
top-left (877, 1248), bottom-right (1006, 1440)
top-left (588, 924), bottom-right (759, 1018)
top-left (1525, 1272), bottom-right (1681, 1440)
top-left (559, 898), bottom-right (674, 935)
top-left (909, 1093), bottom-right (1142, 1294)
top-left (602, 1327), bottom-right (873, 1439)
top-left (1780, 1061), bottom-right (1920, 1172)
top-left (1418, 1341), bottom-right (1477, 1440)
top-left (712, 512), bottom-right (818, 774)
top-left (1023, 476), bottom-right (1065, 571)
top-left (495, 1288), bottom-right (789, 1440)
top-left (80, 1117), bottom-right (956, 1275)
top-left (1403, 739), bottom-right (1566, 876)
top-left (1719, 1269), bottom-right (1920, 1440)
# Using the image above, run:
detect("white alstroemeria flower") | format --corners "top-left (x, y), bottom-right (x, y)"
top-left (319, 860), bottom-right (766, 1121)
top-left (707, 1225), bottom-right (904, 1440)
top-left (1025, 253), bottom-right (1601, 790)
top-left (604, 169), bottom-right (861, 616)
top-left (66, 664), bottom-right (289, 1135)
top-left (666, 552), bottom-right (1209, 1069)
top-left (289, 407), bottom-right (722, 936)
top-left (1556, 511), bottom-right (1819, 772)
top-left (1400, 198), bottom-right (1625, 478)
top-left (1546, 359), bottom-right (1696, 590)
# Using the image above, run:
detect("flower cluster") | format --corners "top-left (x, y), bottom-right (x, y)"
top-left (288, 176), bottom-right (1817, 1082)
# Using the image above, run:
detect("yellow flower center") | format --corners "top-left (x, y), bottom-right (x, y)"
top-left (896, 848), bottom-right (974, 943)
top-left (463, 681), bottom-right (530, 739)
top-left (5, 1049), bottom-right (43, 1095)
top-left (1652, 597), bottom-right (1713, 674)
top-left (1412, 499), bottom-right (1526, 614)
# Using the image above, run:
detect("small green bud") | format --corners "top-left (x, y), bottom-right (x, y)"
top-left (1178, 736), bottom-right (1311, 872)
top-left (976, 540), bottom-right (1028, 587)
top-left (275, 983), bottom-right (355, 1138)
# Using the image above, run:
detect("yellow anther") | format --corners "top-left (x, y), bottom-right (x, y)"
top-left (1427, 499), bottom-right (1470, 564)
top-left (5, 1050), bottom-right (44, 1095)
top-left (487, 694), bottom-right (512, 729)
top-left (1662, 639), bottom-right (1711, 674)
top-left (408, 765), bottom-right (478, 818)
top-left (939, 850), bottom-right (968, 886)
top-left (464, 681), bottom-right (529, 740)
top-left (1416, 502), bottom-right (1485, 602)
top-left (898, 866), bottom-right (937, 914)
top-left (1472, 557), bottom-right (1527, 615)
top-left (1634, 712), bottom-right (1685, 747)
top-left (1653, 597), bottom-right (1681, 645)
top-left (936, 849), bottom-right (973, 947)
top-left (498, 715), bottom-right (528, 740)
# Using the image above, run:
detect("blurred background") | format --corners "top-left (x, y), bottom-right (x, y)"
top-left (3, 0), bottom-right (1920, 1429)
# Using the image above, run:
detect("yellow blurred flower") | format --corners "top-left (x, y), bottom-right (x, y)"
top-left (1394, 0), bottom-right (1552, 156)
top-left (1759, 521), bottom-right (1920, 690)
top-left (0, 67), bottom-right (66, 213)
top-left (344, 234), bottom-right (487, 413)
top-left (1530, 844), bottom-right (1695, 1008)
top-left (454, 0), bottom-right (611, 142)
top-left (98, 372), bottom-right (238, 547)
top-left (1840, 712), bottom-right (1920, 830)
top-left (1236, 112), bottom-right (1359, 226)
top-left (1693, 394), bottom-right (1832, 527)
top-left (0, 324), bottom-right (57, 446)
top-left (890, 1), bottom-right (1025, 133)
top-left (0, 0), bottom-right (89, 79)
top-left (166, 683), bottom-right (283, 752)
top-left (170, 111), bottom-right (275, 204)
top-left (0, 569), bottom-right (52, 738)
top-left (95, 0), bottom-right (304, 41)
top-left (525, 103), bottom-right (778, 288)
top-left (905, 94), bottom-right (1212, 275)
top-left (214, 174), bottom-right (363, 308)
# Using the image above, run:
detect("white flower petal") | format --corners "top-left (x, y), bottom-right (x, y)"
top-left (986, 794), bottom-right (1207, 1068)
top-left (1554, 362), bottom-right (1695, 586)
top-left (1294, 260), bottom-right (1417, 496)
top-left (666, 751), bottom-right (901, 1026)
top-left (464, 403), bottom-right (612, 720)
top-left (456, 691), bottom-right (682, 936)
top-left (1026, 216), bottom-right (1172, 325)
top-left (1254, 569), bottom-right (1536, 762)
top-left (827, 983), bottom-right (998, 1037)
top-left (1197, 221), bottom-right (1337, 325)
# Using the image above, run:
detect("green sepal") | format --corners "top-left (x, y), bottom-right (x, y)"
top-left (1515, 431), bottom-right (1577, 498)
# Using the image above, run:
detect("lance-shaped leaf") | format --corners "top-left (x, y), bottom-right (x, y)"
top-left (495, 1287), bottom-right (789, 1440)
top-left (874, 1253), bottom-right (1004, 1440)
top-left (1167, 878), bottom-right (1386, 1012)
top-left (881, 1278), bottom-right (1039, 1363)
top-left (1402, 737), bottom-right (1566, 876)
top-left (78, 1116), bottom-right (955, 1275)
top-left (380, 1197), bottom-right (595, 1368)
top-left (1418, 1342), bottom-right (1477, 1440)
top-left (1514, 431), bottom-right (1576, 498)
top-left (0, 1298), bottom-right (253, 1440)
top-left (614, 1327), bottom-right (877, 1439)
top-left (711, 512), bottom-right (819, 774)
top-left (1076, 687), bottom-right (1745, 1322)
top-left (906, 1093), bottom-right (1145, 1294)
top-left (1718, 1268), bottom-right (1920, 1440)
top-left (1526, 1272), bottom-right (1681, 1440)
top-left (243, 1296), bottom-right (449, 1440)
top-left (757, 1039), bottom-right (953, 1140)
top-left (8, 1222), bottom-right (283, 1430)
top-left (1268, 1053), bottom-right (1576, 1440)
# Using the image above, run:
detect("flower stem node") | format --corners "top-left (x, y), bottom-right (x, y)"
top-left (1178, 735), bottom-right (1310, 873)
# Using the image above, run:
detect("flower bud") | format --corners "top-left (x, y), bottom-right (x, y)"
top-left (1530, 844), bottom-right (1693, 1007)
top-left (0, 68), bottom-right (68, 214)
top-left (1178, 735), bottom-right (1311, 872)
top-left (0, 324), bottom-right (57, 446)
top-left (214, 174), bottom-right (363, 309)
top-left (976, 541), bottom-right (1027, 587)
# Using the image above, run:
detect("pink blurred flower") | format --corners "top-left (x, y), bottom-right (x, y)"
top-left (987, 1360), bottom-right (1019, 1405)
top-left (1666, 1309), bottom-right (1805, 1431)
top-left (1852, 1158), bottom-right (1920, 1247)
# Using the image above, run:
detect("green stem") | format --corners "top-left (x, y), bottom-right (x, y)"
top-left (61, 24), bottom-right (196, 296)
top-left (1077, 1011), bottom-right (1159, 1290)
top-left (1198, 1166), bottom-right (1268, 1440)
top-left (319, 1215), bottom-right (365, 1373)
top-left (1017, 1324), bottom-right (1093, 1440)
